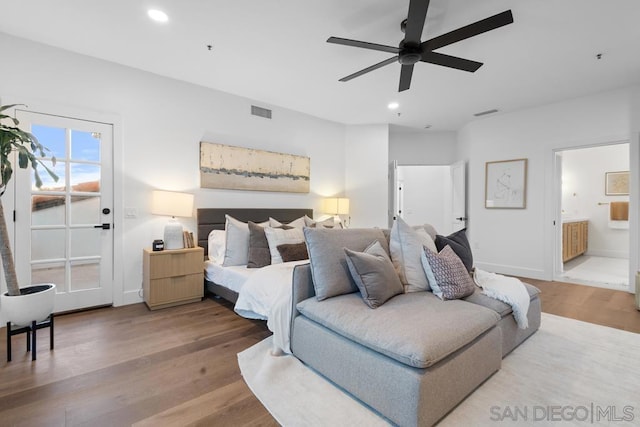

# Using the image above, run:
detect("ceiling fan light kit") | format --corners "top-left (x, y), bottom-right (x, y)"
top-left (327, 0), bottom-right (514, 92)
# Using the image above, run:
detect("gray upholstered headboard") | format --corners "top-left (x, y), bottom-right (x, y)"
top-left (197, 208), bottom-right (313, 257)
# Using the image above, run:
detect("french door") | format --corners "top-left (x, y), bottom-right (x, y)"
top-left (14, 111), bottom-right (113, 312)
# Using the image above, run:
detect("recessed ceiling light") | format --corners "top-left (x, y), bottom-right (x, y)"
top-left (148, 9), bottom-right (169, 23)
top-left (388, 102), bottom-right (399, 110)
top-left (424, 125), bottom-right (432, 129)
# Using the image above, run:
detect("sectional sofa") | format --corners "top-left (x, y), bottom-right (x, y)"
top-left (289, 227), bottom-right (541, 427)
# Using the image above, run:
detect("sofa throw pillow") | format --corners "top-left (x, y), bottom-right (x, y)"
top-left (413, 223), bottom-right (437, 241)
top-left (389, 217), bottom-right (437, 292)
top-left (222, 215), bottom-right (269, 267)
top-left (304, 216), bottom-right (343, 229)
top-left (207, 230), bottom-right (226, 265)
top-left (435, 228), bottom-right (473, 273)
top-left (344, 241), bottom-right (403, 309)
top-left (277, 242), bottom-right (309, 262)
top-left (304, 227), bottom-right (389, 300)
top-left (265, 227), bottom-right (305, 264)
top-left (422, 245), bottom-right (476, 300)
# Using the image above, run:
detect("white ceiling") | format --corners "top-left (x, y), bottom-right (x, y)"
top-left (1, 0), bottom-right (639, 130)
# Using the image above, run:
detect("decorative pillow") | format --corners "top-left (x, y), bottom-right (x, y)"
top-left (304, 227), bottom-right (389, 300)
top-left (304, 216), bottom-right (343, 229)
top-left (422, 245), bottom-right (476, 300)
top-left (420, 245), bottom-right (438, 290)
top-left (389, 217), bottom-right (437, 292)
top-left (413, 223), bottom-right (437, 241)
top-left (344, 241), bottom-right (403, 309)
top-left (269, 216), bottom-right (306, 229)
top-left (207, 230), bottom-right (226, 265)
top-left (265, 227), bottom-right (305, 264)
top-left (247, 222), bottom-right (270, 268)
top-left (222, 215), bottom-right (268, 267)
top-left (277, 242), bottom-right (309, 262)
top-left (435, 228), bottom-right (473, 272)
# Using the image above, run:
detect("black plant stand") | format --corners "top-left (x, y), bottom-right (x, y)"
top-left (6, 313), bottom-right (54, 362)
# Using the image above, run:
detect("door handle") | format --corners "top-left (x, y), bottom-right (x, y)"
top-left (94, 223), bottom-right (111, 230)
top-left (456, 217), bottom-right (468, 221)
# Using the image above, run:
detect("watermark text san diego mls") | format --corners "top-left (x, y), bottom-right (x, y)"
top-left (490, 404), bottom-right (635, 423)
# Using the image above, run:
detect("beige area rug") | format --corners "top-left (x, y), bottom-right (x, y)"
top-left (238, 313), bottom-right (640, 426)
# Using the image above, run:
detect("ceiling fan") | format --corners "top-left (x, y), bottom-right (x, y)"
top-left (327, 0), bottom-right (514, 92)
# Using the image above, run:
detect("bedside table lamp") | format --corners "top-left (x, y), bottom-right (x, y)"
top-left (151, 190), bottom-right (194, 250)
top-left (323, 197), bottom-right (350, 227)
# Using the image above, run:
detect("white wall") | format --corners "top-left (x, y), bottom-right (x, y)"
top-left (561, 144), bottom-right (629, 258)
top-left (0, 32), bottom-right (346, 305)
top-left (389, 126), bottom-right (457, 165)
top-left (345, 124), bottom-right (389, 228)
top-left (459, 87), bottom-right (632, 280)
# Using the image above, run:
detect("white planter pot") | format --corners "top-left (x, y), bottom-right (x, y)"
top-left (1, 283), bottom-right (56, 327)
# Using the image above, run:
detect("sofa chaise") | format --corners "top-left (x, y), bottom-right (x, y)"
top-left (289, 228), bottom-right (541, 427)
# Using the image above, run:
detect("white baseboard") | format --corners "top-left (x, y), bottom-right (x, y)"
top-left (474, 262), bottom-right (547, 280)
top-left (121, 289), bottom-right (144, 306)
top-left (585, 249), bottom-right (629, 259)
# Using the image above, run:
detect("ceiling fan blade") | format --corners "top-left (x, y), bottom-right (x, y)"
top-left (399, 64), bottom-right (414, 92)
top-left (403, 0), bottom-right (431, 44)
top-left (327, 37), bottom-right (399, 54)
top-left (421, 51), bottom-right (483, 72)
top-left (422, 10), bottom-right (513, 51)
top-left (339, 56), bottom-right (398, 82)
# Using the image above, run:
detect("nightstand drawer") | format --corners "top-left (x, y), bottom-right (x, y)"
top-left (147, 249), bottom-right (202, 279)
top-left (147, 274), bottom-right (203, 305)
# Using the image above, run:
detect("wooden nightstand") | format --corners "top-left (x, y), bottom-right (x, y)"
top-left (143, 247), bottom-right (204, 310)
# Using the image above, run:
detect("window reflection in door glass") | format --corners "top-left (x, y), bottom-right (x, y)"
top-left (31, 195), bottom-right (66, 226)
top-left (31, 125), bottom-right (65, 159)
top-left (71, 130), bottom-right (100, 162)
top-left (70, 195), bottom-right (100, 225)
top-left (31, 161), bottom-right (66, 191)
top-left (70, 164), bottom-right (100, 192)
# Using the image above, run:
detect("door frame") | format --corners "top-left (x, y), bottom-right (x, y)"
top-left (2, 96), bottom-right (125, 306)
top-left (549, 138), bottom-right (635, 292)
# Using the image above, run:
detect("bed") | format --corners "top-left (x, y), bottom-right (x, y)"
top-left (197, 208), bottom-right (313, 303)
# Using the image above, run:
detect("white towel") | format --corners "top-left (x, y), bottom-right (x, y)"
top-left (473, 268), bottom-right (530, 329)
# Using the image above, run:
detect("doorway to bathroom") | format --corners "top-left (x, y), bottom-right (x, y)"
top-left (554, 142), bottom-right (630, 290)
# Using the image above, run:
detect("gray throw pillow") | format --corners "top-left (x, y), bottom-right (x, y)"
top-left (344, 241), bottom-right (403, 309)
top-left (422, 245), bottom-right (476, 300)
top-left (304, 228), bottom-right (389, 300)
top-left (435, 228), bottom-right (473, 272)
top-left (247, 221), bottom-right (271, 268)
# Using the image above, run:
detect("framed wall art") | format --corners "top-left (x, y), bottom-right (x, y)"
top-left (199, 141), bottom-right (310, 193)
top-left (485, 158), bottom-right (528, 209)
top-left (605, 171), bottom-right (629, 196)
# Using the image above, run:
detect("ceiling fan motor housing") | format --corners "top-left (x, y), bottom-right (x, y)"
top-left (399, 44), bottom-right (422, 65)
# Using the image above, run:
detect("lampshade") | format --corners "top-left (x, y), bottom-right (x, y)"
top-left (151, 190), bottom-right (194, 218)
top-left (151, 190), bottom-right (194, 250)
top-left (323, 197), bottom-right (350, 215)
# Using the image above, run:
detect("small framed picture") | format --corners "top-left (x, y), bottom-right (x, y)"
top-left (485, 158), bottom-right (528, 209)
top-left (605, 171), bottom-right (629, 196)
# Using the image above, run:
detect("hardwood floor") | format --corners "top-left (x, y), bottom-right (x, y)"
top-left (0, 297), bottom-right (278, 427)
top-left (1, 282), bottom-right (638, 426)
top-left (525, 277), bottom-right (640, 333)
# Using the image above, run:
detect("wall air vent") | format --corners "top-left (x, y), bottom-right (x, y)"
top-left (473, 109), bottom-right (499, 117)
top-left (251, 105), bottom-right (272, 119)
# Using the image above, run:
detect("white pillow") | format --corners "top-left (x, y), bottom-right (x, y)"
top-left (304, 216), bottom-right (343, 229)
top-left (389, 217), bottom-right (437, 292)
top-left (207, 230), bottom-right (226, 265)
top-left (269, 216), bottom-right (306, 228)
top-left (264, 227), bottom-right (305, 264)
top-left (222, 215), bottom-right (269, 266)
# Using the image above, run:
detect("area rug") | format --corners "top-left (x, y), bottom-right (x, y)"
top-left (238, 313), bottom-right (640, 426)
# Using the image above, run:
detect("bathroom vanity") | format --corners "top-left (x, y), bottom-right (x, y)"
top-left (562, 218), bottom-right (589, 263)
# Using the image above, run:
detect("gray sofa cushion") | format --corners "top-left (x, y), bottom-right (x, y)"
top-left (304, 228), bottom-right (389, 300)
top-left (297, 292), bottom-right (500, 368)
top-left (464, 282), bottom-right (541, 317)
top-left (344, 241), bottom-right (404, 308)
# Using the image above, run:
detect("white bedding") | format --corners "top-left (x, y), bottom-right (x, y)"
top-left (204, 261), bottom-right (254, 294)
top-left (206, 259), bottom-right (307, 354)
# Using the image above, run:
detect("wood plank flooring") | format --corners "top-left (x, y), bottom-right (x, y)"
top-left (1, 281), bottom-right (638, 426)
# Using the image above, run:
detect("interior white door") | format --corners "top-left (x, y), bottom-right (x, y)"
top-left (451, 161), bottom-right (467, 232)
top-left (14, 111), bottom-right (113, 312)
top-left (388, 160), bottom-right (399, 228)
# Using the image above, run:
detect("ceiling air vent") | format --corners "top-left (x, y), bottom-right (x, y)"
top-left (473, 109), bottom-right (499, 117)
top-left (251, 105), bottom-right (272, 119)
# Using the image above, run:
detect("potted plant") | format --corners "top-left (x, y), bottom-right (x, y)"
top-left (0, 104), bottom-right (58, 326)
